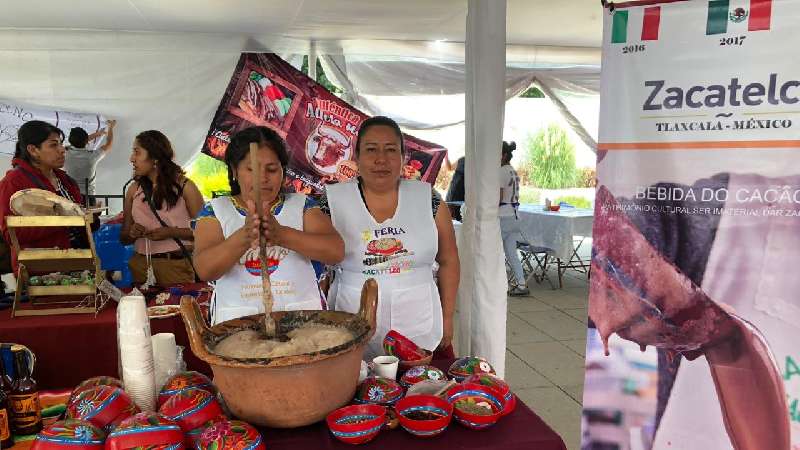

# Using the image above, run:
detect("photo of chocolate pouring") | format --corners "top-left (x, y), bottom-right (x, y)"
top-left (590, 185), bottom-right (791, 450)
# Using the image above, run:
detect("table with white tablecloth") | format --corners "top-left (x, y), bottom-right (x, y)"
top-left (452, 205), bottom-right (594, 288)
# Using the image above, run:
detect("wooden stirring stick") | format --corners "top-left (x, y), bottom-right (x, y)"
top-left (250, 142), bottom-right (276, 337)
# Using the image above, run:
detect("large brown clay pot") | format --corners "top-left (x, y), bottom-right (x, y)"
top-left (180, 279), bottom-right (378, 428)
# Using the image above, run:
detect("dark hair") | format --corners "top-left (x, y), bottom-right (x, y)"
top-left (225, 126), bottom-right (289, 196)
top-left (134, 130), bottom-right (185, 209)
top-left (68, 127), bottom-right (89, 148)
top-left (14, 120), bottom-right (63, 163)
top-left (501, 140), bottom-right (516, 164)
top-left (354, 116), bottom-right (404, 157)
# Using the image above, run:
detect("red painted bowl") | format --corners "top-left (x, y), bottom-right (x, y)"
top-left (326, 404), bottom-right (387, 445)
top-left (158, 371), bottom-right (215, 408)
top-left (105, 412), bottom-right (183, 450)
top-left (463, 373), bottom-right (516, 415)
top-left (158, 387), bottom-right (224, 432)
top-left (31, 419), bottom-right (106, 450)
top-left (399, 365), bottom-right (446, 389)
top-left (185, 419), bottom-right (225, 449)
top-left (354, 376), bottom-right (404, 406)
top-left (447, 357), bottom-right (496, 382)
top-left (66, 386), bottom-right (139, 431)
top-left (69, 377), bottom-right (125, 407)
top-left (446, 383), bottom-right (504, 430)
top-left (195, 419), bottom-right (265, 450)
top-left (394, 394), bottom-right (453, 438)
top-left (383, 330), bottom-right (427, 362)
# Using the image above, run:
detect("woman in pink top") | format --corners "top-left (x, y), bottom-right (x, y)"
top-left (120, 130), bottom-right (204, 285)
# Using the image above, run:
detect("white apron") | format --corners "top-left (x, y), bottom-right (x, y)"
top-left (653, 174), bottom-right (800, 449)
top-left (210, 194), bottom-right (323, 325)
top-left (327, 179), bottom-right (442, 359)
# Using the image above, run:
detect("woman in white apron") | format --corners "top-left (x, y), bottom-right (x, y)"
top-left (320, 116), bottom-right (460, 359)
top-left (192, 126), bottom-right (344, 325)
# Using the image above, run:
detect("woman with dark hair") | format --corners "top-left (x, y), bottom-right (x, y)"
top-left (499, 141), bottom-right (528, 296)
top-left (120, 130), bottom-right (204, 285)
top-left (192, 126), bottom-right (344, 325)
top-left (0, 120), bottom-right (86, 271)
top-left (320, 116), bottom-right (460, 360)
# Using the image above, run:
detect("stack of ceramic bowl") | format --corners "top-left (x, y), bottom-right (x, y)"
top-left (117, 295), bottom-right (157, 411)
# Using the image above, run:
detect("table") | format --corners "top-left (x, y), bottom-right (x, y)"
top-left (0, 284), bottom-right (212, 389)
top-left (516, 205), bottom-right (593, 287)
top-left (7, 359), bottom-right (566, 450)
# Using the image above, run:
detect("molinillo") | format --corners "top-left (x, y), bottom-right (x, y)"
top-left (117, 295), bottom-right (157, 411)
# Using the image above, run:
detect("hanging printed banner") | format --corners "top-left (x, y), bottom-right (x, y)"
top-left (584, 1), bottom-right (798, 449)
top-left (202, 53), bottom-right (447, 195)
top-left (0, 101), bottom-right (106, 156)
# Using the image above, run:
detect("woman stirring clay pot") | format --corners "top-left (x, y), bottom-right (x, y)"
top-left (193, 126), bottom-right (344, 325)
top-left (320, 116), bottom-right (460, 359)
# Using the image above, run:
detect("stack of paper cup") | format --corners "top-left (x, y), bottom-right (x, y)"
top-left (117, 295), bottom-right (157, 411)
top-left (152, 333), bottom-right (178, 391)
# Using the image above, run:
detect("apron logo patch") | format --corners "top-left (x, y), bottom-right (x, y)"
top-left (242, 246), bottom-right (289, 276)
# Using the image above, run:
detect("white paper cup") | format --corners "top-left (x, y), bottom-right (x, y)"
top-left (371, 355), bottom-right (399, 380)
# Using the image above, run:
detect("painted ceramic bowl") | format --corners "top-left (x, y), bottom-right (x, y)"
top-left (446, 383), bottom-right (504, 430)
top-left (104, 412), bottom-right (184, 450)
top-left (326, 404), bottom-right (387, 445)
top-left (69, 377), bottom-right (125, 406)
top-left (158, 371), bottom-right (215, 408)
top-left (395, 394), bottom-right (453, 438)
top-left (66, 386), bottom-right (139, 431)
top-left (185, 419), bottom-right (225, 449)
top-left (195, 420), bottom-right (265, 450)
top-left (399, 365), bottom-right (446, 389)
top-left (158, 387), bottom-right (224, 432)
top-left (463, 373), bottom-right (516, 415)
top-left (383, 330), bottom-right (427, 362)
top-left (354, 376), bottom-right (404, 406)
top-left (447, 357), bottom-right (496, 382)
top-left (31, 419), bottom-right (106, 450)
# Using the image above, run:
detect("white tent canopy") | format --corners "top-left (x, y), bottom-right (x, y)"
top-left (0, 0), bottom-right (602, 371)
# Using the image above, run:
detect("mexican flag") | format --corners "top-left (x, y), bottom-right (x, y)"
top-left (706, 0), bottom-right (772, 35)
top-left (611, 6), bottom-right (662, 44)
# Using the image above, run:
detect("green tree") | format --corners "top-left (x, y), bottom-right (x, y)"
top-left (301, 56), bottom-right (342, 94)
top-left (186, 154), bottom-right (230, 199)
top-left (524, 124), bottom-right (578, 189)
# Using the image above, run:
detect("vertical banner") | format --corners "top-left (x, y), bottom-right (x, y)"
top-left (0, 101), bottom-right (106, 156)
top-left (202, 53), bottom-right (447, 195)
top-left (584, 1), bottom-right (798, 449)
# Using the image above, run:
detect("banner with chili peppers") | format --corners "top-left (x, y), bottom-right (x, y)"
top-left (202, 53), bottom-right (447, 195)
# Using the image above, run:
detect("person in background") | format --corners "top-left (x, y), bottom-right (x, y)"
top-left (499, 141), bottom-right (529, 296)
top-left (192, 126), bottom-right (344, 325)
top-left (0, 121), bottom-right (86, 271)
top-left (64, 119), bottom-right (116, 200)
top-left (320, 116), bottom-right (460, 360)
top-left (120, 130), bottom-right (203, 286)
top-left (445, 156), bottom-right (466, 221)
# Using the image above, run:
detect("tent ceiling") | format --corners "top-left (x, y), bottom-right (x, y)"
top-left (0, 0), bottom-right (602, 48)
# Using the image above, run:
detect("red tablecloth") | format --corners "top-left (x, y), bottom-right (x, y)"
top-left (0, 291), bottom-right (566, 450)
top-left (0, 284), bottom-right (212, 389)
top-left (256, 358), bottom-right (567, 450)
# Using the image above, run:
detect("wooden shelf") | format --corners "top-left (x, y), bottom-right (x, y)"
top-left (18, 248), bottom-right (93, 261)
top-left (6, 215), bottom-right (87, 227)
top-left (28, 284), bottom-right (96, 297)
top-left (8, 214), bottom-right (101, 318)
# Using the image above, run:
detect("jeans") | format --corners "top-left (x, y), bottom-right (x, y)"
top-left (500, 215), bottom-right (526, 287)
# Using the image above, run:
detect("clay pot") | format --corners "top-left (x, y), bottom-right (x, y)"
top-left (180, 279), bottom-right (378, 428)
